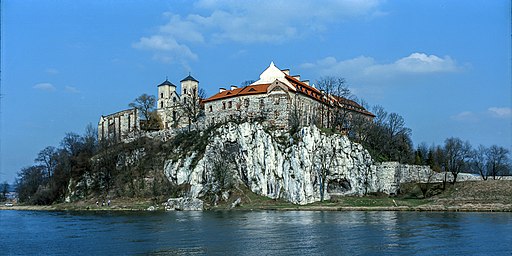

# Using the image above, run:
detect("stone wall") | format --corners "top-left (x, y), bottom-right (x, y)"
top-left (204, 84), bottom-right (327, 130)
top-left (98, 108), bottom-right (140, 141)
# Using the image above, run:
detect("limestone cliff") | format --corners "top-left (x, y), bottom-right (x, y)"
top-left (165, 122), bottom-right (388, 205)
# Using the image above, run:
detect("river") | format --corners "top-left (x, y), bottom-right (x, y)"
top-left (1, 210), bottom-right (511, 255)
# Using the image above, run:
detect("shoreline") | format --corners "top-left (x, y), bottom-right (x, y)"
top-left (2, 203), bottom-right (511, 213)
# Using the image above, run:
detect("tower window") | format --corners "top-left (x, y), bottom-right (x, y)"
top-left (160, 102), bottom-right (164, 108)
top-left (184, 88), bottom-right (187, 94)
top-left (160, 93), bottom-right (163, 98)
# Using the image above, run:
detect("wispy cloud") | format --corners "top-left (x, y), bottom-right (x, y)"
top-left (133, 0), bottom-right (384, 63)
top-left (65, 86), bottom-right (80, 94)
top-left (33, 83), bottom-right (56, 91)
top-left (301, 53), bottom-right (462, 79)
top-left (488, 107), bottom-right (512, 118)
top-left (451, 107), bottom-right (512, 122)
top-left (451, 111), bottom-right (478, 122)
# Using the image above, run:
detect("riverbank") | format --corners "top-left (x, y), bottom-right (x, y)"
top-left (2, 180), bottom-right (512, 212)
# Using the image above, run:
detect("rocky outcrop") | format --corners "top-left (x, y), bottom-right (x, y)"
top-left (165, 122), bottom-right (382, 205)
top-left (164, 197), bottom-right (204, 211)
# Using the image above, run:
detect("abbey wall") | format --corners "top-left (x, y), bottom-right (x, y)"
top-left (98, 108), bottom-right (139, 142)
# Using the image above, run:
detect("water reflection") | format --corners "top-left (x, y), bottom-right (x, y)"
top-left (1, 210), bottom-right (511, 255)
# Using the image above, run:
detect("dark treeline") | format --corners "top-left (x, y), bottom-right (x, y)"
top-left (15, 122), bottom-right (176, 205)
top-left (16, 124), bottom-right (98, 204)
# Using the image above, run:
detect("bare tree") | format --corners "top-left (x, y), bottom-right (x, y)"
top-left (181, 88), bottom-right (205, 131)
top-left (316, 76), bottom-right (352, 130)
top-left (35, 146), bottom-right (58, 180)
top-left (486, 145), bottom-right (510, 179)
top-left (416, 167), bottom-right (435, 198)
top-left (1, 182), bottom-right (9, 201)
top-left (470, 145), bottom-right (488, 180)
top-left (443, 137), bottom-right (472, 185)
top-left (129, 94), bottom-right (156, 121)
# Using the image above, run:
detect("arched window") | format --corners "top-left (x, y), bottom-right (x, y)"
top-left (160, 102), bottom-right (164, 108)
top-left (184, 88), bottom-right (187, 94)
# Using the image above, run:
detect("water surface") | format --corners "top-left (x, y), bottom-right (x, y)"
top-left (1, 210), bottom-right (511, 255)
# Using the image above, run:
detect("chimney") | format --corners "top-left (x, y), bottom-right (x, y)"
top-left (230, 85), bottom-right (238, 90)
top-left (292, 75), bottom-right (301, 81)
top-left (281, 69), bottom-right (290, 75)
top-left (302, 80), bottom-right (310, 86)
top-left (219, 88), bottom-right (226, 93)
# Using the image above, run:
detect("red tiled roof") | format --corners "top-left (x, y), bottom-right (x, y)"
top-left (203, 70), bottom-right (374, 117)
top-left (202, 84), bottom-right (270, 102)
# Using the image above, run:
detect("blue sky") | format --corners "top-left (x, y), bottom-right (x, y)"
top-left (1, 0), bottom-right (511, 182)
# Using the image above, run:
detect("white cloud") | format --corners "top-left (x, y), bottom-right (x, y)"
top-left (33, 83), bottom-right (56, 91)
top-left (391, 53), bottom-right (458, 73)
top-left (65, 86), bottom-right (80, 94)
top-left (133, 35), bottom-right (198, 63)
top-left (302, 53), bottom-right (461, 78)
top-left (134, 0), bottom-right (384, 63)
top-left (488, 107), bottom-right (512, 118)
top-left (451, 111), bottom-right (478, 122)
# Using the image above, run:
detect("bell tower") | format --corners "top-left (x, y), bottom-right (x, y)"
top-left (180, 73), bottom-right (199, 103)
top-left (157, 78), bottom-right (176, 109)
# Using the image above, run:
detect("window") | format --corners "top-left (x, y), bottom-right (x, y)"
top-left (244, 99), bottom-right (249, 108)
top-left (209, 105), bottom-right (213, 112)
top-left (193, 88), bottom-right (196, 97)
top-left (160, 102), bottom-right (164, 108)
top-left (184, 88), bottom-right (187, 94)
top-left (172, 111), bottom-right (176, 121)
top-left (259, 98), bottom-right (264, 108)
top-left (160, 93), bottom-right (163, 98)
top-left (222, 102), bottom-right (226, 109)
top-left (228, 101), bottom-right (232, 108)
top-left (173, 97), bottom-right (176, 103)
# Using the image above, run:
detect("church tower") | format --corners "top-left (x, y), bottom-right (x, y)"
top-left (180, 74), bottom-right (199, 104)
top-left (157, 79), bottom-right (177, 109)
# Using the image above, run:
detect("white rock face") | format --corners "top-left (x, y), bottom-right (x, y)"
top-left (163, 122), bottom-right (443, 205)
top-left (165, 122), bottom-right (382, 205)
